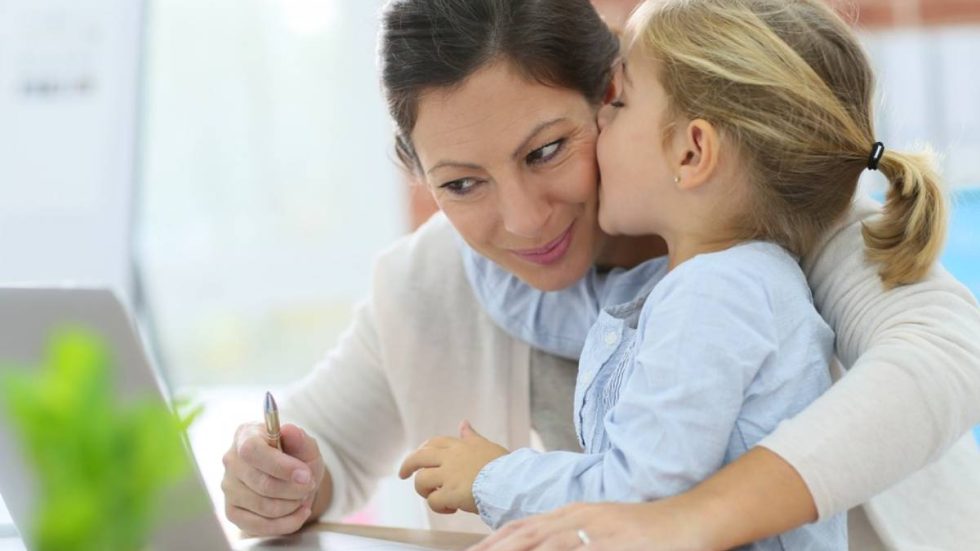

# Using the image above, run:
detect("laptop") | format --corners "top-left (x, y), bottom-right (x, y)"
top-left (0, 287), bottom-right (437, 551)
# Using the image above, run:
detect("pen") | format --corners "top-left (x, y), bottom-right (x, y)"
top-left (264, 391), bottom-right (282, 451)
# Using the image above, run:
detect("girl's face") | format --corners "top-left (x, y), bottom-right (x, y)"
top-left (596, 51), bottom-right (679, 237)
top-left (411, 61), bottom-right (603, 292)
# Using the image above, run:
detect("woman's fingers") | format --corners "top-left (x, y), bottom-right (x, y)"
top-left (472, 503), bottom-right (688, 551)
top-left (225, 502), bottom-right (312, 538)
top-left (222, 422), bottom-right (318, 536)
top-left (228, 423), bottom-right (316, 496)
top-left (237, 431), bottom-right (314, 485)
top-left (236, 461), bottom-right (315, 500)
top-left (468, 504), bottom-right (593, 551)
top-left (469, 518), bottom-right (542, 551)
top-left (221, 475), bottom-right (306, 518)
top-left (533, 529), bottom-right (589, 551)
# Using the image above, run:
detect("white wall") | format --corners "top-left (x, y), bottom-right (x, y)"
top-left (0, 0), bottom-right (143, 303)
top-left (862, 26), bottom-right (980, 190)
top-left (138, 0), bottom-right (404, 386)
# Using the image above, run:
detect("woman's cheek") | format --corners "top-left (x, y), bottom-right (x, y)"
top-left (565, 148), bottom-right (601, 201)
top-left (437, 198), bottom-right (493, 245)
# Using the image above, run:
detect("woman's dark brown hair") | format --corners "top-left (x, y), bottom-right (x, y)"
top-left (380, 0), bottom-right (620, 170)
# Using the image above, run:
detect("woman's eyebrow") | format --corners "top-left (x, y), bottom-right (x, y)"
top-left (511, 118), bottom-right (567, 159)
top-left (426, 117), bottom-right (567, 175)
top-left (426, 160), bottom-right (482, 175)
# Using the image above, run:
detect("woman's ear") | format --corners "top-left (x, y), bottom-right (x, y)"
top-left (674, 119), bottom-right (719, 190)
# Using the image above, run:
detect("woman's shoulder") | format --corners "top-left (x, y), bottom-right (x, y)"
top-left (374, 212), bottom-right (459, 269)
top-left (369, 212), bottom-right (478, 311)
top-left (802, 193), bottom-right (879, 277)
top-left (370, 213), bottom-right (470, 288)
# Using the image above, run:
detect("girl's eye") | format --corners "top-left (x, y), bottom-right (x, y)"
top-left (610, 100), bottom-right (625, 108)
top-left (526, 139), bottom-right (565, 166)
top-left (441, 178), bottom-right (480, 195)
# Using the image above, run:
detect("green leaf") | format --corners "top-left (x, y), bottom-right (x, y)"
top-left (0, 327), bottom-right (201, 551)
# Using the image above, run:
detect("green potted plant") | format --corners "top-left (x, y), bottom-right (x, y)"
top-left (1, 328), bottom-right (199, 551)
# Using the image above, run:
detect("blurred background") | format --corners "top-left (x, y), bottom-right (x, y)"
top-left (0, 0), bottom-right (978, 533)
top-left (146, 0), bottom-right (980, 389)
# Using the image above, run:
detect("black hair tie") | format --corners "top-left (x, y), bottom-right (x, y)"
top-left (867, 142), bottom-right (885, 171)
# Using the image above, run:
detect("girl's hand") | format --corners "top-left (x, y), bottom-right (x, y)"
top-left (399, 421), bottom-right (509, 515)
top-left (466, 500), bottom-right (706, 551)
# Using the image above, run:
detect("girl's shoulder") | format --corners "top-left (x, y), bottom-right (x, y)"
top-left (646, 241), bottom-right (813, 318)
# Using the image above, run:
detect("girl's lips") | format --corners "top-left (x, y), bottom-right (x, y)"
top-left (511, 223), bottom-right (575, 266)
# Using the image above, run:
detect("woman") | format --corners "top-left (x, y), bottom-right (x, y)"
top-left (219, 0), bottom-right (980, 547)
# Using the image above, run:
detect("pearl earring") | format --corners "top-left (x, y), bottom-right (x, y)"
top-left (673, 176), bottom-right (681, 184)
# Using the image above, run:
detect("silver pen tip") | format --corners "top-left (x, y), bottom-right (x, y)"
top-left (265, 391), bottom-right (277, 413)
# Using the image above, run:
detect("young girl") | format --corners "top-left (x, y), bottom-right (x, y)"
top-left (399, 0), bottom-right (946, 548)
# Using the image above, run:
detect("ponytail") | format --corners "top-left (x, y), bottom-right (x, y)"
top-left (861, 149), bottom-right (947, 289)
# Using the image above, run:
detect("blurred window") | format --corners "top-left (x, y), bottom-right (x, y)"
top-left (139, 0), bottom-right (404, 387)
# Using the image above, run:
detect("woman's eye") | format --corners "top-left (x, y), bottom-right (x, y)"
top-left (610, 99), bottom-right (625, 108)
top-left (526, 139), bottom-right (565, 165)
top-left (441, 178), bottom-right (480, 195)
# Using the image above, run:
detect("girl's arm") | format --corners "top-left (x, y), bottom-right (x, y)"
top-left (472, 252), bottom-right (799, 529)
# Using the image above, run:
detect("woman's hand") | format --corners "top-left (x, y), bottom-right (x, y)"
top-left (221, 422), bottom-right (326, 536)
top-left (399, 421), bottom-right (509, 515)
top-left (467, 500), bottom-right (705, 551)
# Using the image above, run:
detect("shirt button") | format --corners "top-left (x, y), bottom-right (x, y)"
top-left (604, 331), bottom-right (619, 346)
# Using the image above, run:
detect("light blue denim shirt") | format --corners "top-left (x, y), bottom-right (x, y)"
top-left (461, 240), bottom-right (846, 550)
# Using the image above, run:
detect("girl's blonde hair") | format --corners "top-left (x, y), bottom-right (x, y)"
top-left (627, 0), bottom-right (946, 288)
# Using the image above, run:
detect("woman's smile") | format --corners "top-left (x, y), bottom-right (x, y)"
top-left (509, 221), bottom-right (576, 265)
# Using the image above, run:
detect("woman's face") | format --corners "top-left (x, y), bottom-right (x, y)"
top-left (411, 61), bottom-right (603, 291)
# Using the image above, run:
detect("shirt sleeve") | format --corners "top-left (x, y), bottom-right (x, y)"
top-left (472, 255), bottom-right (778, 528)
top-left (760, 195), bottom-right (980, 519)
top-left (459, 242), bottom-right (668, 360)
top-left (278, 297), bottom-right (407, 520)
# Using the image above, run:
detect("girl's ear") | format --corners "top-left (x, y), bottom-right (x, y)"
top-left (674, 119), bottom-right (720, 190)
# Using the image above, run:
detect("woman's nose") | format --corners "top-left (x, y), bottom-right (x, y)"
top-left (498, 179), bottom-right (551, 239)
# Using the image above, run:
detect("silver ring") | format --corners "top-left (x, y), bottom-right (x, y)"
top-left (577, 528), bottom-right (592, 546)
